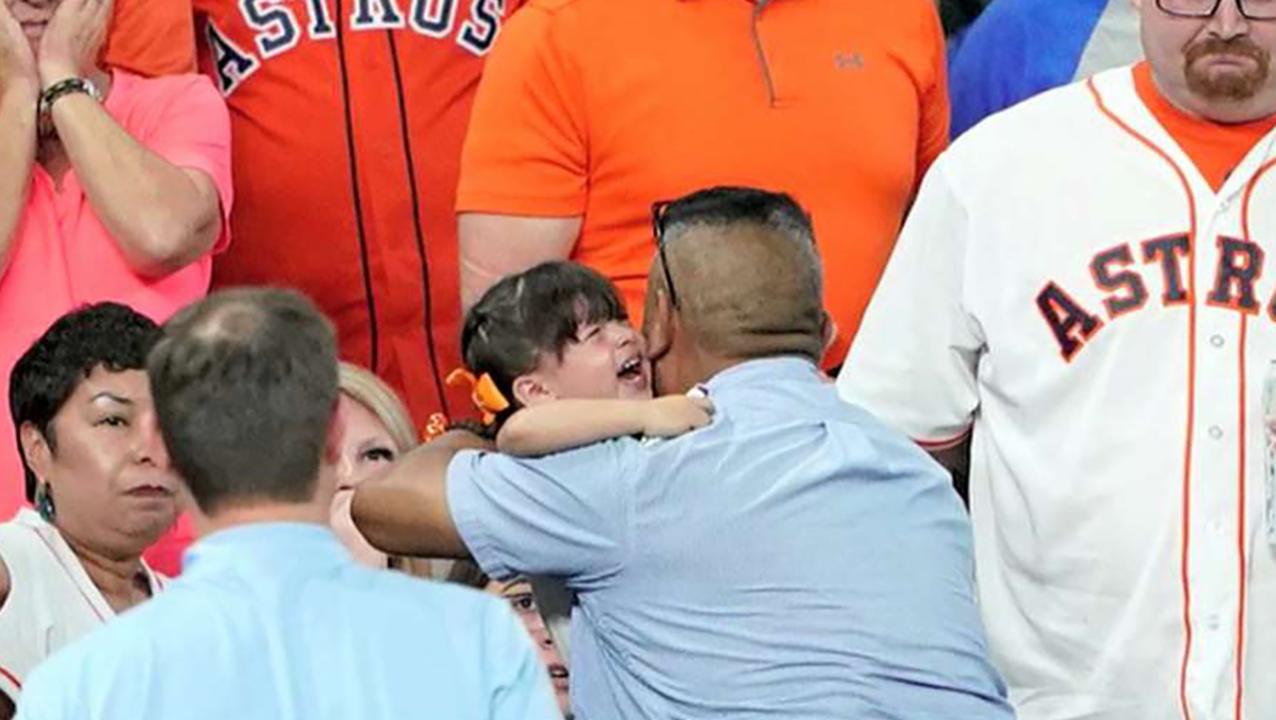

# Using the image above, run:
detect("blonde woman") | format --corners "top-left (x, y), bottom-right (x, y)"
top-left (329, 363), bottom-right (440, 577)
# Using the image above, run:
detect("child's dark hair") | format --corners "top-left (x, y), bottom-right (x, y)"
top-left (457, 262), bottom-right (627, 434)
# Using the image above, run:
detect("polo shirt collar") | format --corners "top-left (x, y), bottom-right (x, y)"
top-left (701, 356), bottom-right (820, 395)
top-left (183, 521), bottom-right (348, 575)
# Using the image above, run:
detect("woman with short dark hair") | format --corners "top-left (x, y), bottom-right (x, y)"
top-left (0, 303), bottom-right (176, 719)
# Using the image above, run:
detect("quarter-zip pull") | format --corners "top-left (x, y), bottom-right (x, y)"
top-left (750, 0), bottom-right (776, 107)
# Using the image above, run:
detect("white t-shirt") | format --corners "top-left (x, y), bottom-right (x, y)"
top-left (0, 509), bottom-right (164, 702)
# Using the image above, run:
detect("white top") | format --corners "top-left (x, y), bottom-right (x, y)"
top-left (839, 65), bottom-right (1276, 720)
top-left (0, 509), bottom-right (164, 701)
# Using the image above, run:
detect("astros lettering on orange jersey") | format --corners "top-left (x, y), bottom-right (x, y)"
top-left (204, 0), bottom-right (506, 94)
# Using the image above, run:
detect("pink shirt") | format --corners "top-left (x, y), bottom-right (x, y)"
top-left (0, 70), bottom-right (232, 572)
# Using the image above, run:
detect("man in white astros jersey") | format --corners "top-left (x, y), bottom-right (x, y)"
top-left (837, 0), bottom-right (1276, 719)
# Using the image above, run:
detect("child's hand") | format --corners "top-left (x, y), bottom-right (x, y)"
top-left (640, 395), bottom-right (714, 438)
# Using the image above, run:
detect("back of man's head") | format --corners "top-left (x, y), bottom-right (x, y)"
top-left (650, 186), bottom-right (826, 363)
top-left (147, 288), bottom-right (339, 515)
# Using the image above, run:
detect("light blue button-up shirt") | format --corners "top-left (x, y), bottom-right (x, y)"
top-left (16, 522), bottom-right (561, 720)
top-left (448, 357), bottom-right (1015, 720)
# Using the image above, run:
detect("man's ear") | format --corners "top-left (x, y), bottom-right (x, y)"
top-left (820, 312), bottom-right (838, 357)
top-left (511, 373), bottom-right (556, 408)
top-left (19, 422), bottom-right (53, 487)
top-left (323, 399), bottom-right (347, 466)
top-left (643, 286), bottom-right (674, 362)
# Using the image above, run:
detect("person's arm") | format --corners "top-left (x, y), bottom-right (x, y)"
top-left (455, 6), bottom-right (589, 310)
top-left (459, 214), bottom-right (580, 311)
top-left (0, 4), bottom-right (38, 278)
top-left (39, 0), bottom-right (222, 279)
top-left (351, 430), bottom-right (491, 558)
top-left (0, 552), bottom-right (10, 610)
top-left (915, 0), bottom-right (950, 182)
top-left (497, 395), bottom-right (712, 457)
top-left (0, 552), bottom-right (13, 720)
top-left (837, 154), bottom-right (983, 487)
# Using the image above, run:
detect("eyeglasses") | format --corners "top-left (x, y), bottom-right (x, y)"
top-left (1157, 0), bottom-right (1276, 20)
top-left (651, 200), bottom-right (680, 308)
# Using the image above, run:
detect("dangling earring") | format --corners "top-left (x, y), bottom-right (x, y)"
top-left (35, 483), bottom-right (56, 523)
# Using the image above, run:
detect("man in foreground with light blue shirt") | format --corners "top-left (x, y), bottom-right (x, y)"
top-left (354, 187), bottom-right (1016, 719)
top-left (16, 289), bottom-right (560, 720)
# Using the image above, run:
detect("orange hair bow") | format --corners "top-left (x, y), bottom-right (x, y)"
top-left (446, 369), bottom-right (511, 426)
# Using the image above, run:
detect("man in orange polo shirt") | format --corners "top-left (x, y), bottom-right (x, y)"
top-left (456, 0), bottom-right (949, 366)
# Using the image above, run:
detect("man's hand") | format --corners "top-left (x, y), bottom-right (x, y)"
top-left (37, 0), bottom-right (111, 86)
top-left (640, 396), bottom-right (714, 438)
top-left (0, 4), bottom-right (38, 101)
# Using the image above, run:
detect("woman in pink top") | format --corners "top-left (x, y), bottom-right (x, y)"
top-left (0, 0), bottom-right (232, 574)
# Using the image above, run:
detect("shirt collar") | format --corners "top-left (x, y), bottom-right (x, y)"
top-left (182, 521), bottom-right (349, 575)
top-left (701, 356), bottom-right (821, 395)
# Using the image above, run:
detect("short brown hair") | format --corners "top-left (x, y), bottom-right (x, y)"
top-left (147, 288), bottom-right (338, 514)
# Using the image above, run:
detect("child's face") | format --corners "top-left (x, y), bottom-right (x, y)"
top-left (534, 319), bottom-right (653, 401)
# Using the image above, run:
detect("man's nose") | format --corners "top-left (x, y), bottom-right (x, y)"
top-left (135, 409), bottom-right (171, 469)
top-left (1209, 0), bottom-right (1251, 39)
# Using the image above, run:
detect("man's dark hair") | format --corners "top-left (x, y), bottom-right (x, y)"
top-left (9, 303), bottom-right (161, 502)
top-left (147, 288), bottom-right (338, 514)
top-left (461, 261), bottom-right (627, 425)
top-left (658, 186), bottom-right (816, 252)
top-left (654, 186), bottom-right (825, 362)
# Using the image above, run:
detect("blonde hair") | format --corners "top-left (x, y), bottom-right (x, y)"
top-left (337, 362), bottom-right (419, 452)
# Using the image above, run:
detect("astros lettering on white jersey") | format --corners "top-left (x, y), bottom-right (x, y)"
top-left (838, 65), bottom-right (1276, 720)
top-left (0, 510), bottom-right (165, 702)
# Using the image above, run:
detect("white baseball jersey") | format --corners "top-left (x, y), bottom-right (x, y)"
top-left (838, 65), bottom-right (1276, 720)
top-left (0, 509), bottom-right (165, 702)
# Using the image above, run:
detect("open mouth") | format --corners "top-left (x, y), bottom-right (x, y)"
top-left (617, 356), bottom-right (644, 381)
top-left (548, 664), bottom-right (570, 691)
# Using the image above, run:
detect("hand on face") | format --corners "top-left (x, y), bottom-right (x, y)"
top-left (36, 0), bottom-right (110, 86)
top-left (0, 3), bottom-right (38, 98)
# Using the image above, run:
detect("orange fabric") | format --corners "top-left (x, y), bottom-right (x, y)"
top-left (1134, 62), bottom-right (1276, 192)
top-left (195, 0), bottom-right (524, 434)
top-left (102, 0), bottom-right (196, 77)
top-left (457, 0), bottom-right (949, 366)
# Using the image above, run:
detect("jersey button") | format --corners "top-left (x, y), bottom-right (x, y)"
top-left (1210, 335), bottom-right (1225, 348)
top-left (1208, 425), bottom-right (1224, 439)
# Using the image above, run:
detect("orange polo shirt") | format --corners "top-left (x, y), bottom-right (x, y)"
top-left (1133, 62), bottom-right (1276, 192)
top-left (458, 0), bottom-right (949, 365)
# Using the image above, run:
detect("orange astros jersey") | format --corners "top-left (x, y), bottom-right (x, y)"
top-left (194, 0), bottom-right (522, 428)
